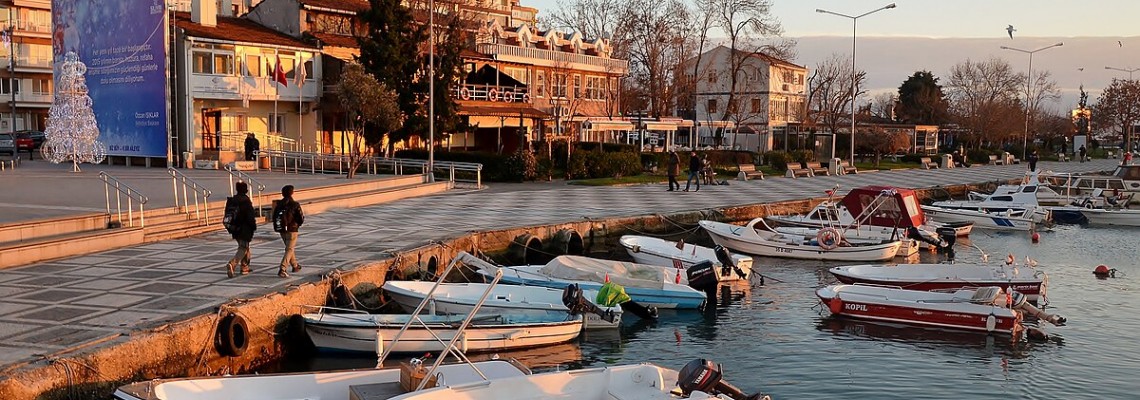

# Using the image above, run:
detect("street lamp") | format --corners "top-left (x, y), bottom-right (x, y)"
top-left (816, 3), bottom-right (896, 165)
top-left (1001, 42), bottom-right (1063, 160)
top-left (1105, 66), bottom-right (1139, 81)
top-left (427, 0), bottom-right (435, 181)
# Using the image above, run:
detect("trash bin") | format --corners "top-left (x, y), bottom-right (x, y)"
top-left (259, 155), bottom-right (270, 170)
top-left (941, 154), bottom-right (954, 169)
top-left (829, 158), bottom-right (843, 175)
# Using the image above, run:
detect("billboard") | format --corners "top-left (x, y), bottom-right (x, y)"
top-left (52, 0), bottom-right (169, 158)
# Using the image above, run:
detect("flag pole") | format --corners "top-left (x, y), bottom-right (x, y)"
top-left (273, 49), bottom-right (279, 150)
top-left (298, 56), bottom-right (303, 152)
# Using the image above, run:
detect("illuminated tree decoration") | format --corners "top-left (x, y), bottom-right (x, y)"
top-left (42, 51), bottom-right (106, 171)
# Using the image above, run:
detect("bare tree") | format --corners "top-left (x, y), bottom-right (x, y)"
top-left (869, 92), bottom-right (897, 121)
top-left (546, 0), bottom-right (633, 59)
top-left (337, 63), bottom-right (403, 178)
top-left (945, 57), bottom-right (1024, 149)
top-left (807, 53), bottom-right (866, 151)
top-left (708, 0), bottom-right (790, 126)
top-left (858, 125), bottom-right (910, 166)
top-left (1024, 69), bottom-right (1061, 138)
top-left (625, 0), bottom-right (690, 119)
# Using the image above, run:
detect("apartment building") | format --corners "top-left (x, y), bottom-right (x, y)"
top-left (0, 0), bottom-right (52, 133)
top-left (680, 45), bottom-right (807, 152)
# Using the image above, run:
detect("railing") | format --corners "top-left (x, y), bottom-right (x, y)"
top-left (455, 84), bottom-right (529, 103)
top-left (99, 171), bottom-right (149, 228)
top-left (476, 43), bottom-right (629, 72)
top-left (256, 150), bottom-right (483, 188)
top-left (225, 166), bottom-right (267, 217)
top-left (168, 168), bottom-right (213, 225)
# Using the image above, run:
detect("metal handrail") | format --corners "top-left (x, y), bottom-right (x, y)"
top-left (98, 171), bottom-right (149, 228)
top-left (224, 165), bottom-right (267, 217)
top-left (167, 168), bottom-right (213, 224)
top-left (257, 149), bottom-right (483, 188)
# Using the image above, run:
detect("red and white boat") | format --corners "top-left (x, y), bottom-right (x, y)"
top-left (829, 261), bottom-right (1048, 302)
top-left (816, 284), bottom-right (1066, 335)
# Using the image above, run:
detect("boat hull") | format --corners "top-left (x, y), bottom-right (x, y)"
top-left (921, 205), bottom-right (1038, 231)
top-left (383, 282), bottom-right (622, 330)
top-left (829, 264), bottom-right (1045, 301)
top-left (619, 235), bottom-right (753, 281)
top-left (303, 313), bottom-right (583, 354)
top-left (477, 267), bottom-right (706, 309)
top-left (1080, 208), bottom-right (1140, 226)
top-left (700, 220), bottom-right (902, 261)
top-left (817, 284), bottom-right (1021, 335)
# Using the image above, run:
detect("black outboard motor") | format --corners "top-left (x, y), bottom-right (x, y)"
top-left (687, 260), bottom-right (720, 300)
top-left (620, 300), bottom-right (659, 320)
top-left (560, 284), bottom-right (617, 323)
top-left (677, 359), bottom-right (769, 400)
top-left (714, 245), bottom-right (748, 280)
top-left (935, 227), bottom-right (957, 261)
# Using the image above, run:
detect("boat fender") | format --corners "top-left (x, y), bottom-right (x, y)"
top-left (985, 313), bottom-right (997, 332)
top-left (631, 244), bottom-right (641, 253)
top-left (215, 313), bottom-right (249, 357)
top-left (828, 297), bottom-right (844, 315)
top-left (1030, 231), bottom-right (1040, 243)
top-left (817, 228), bottom-right (841, 251)
top-left (1093, 265), bottom-right (1118, 278)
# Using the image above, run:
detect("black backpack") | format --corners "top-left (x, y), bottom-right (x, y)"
top-left (222, 197), bottom-right (240, 234)
top-left (273, 201), bottom-right (294, 233)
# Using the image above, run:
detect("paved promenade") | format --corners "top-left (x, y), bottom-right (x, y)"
top-left (0, 159), bottom-right (1119, 366)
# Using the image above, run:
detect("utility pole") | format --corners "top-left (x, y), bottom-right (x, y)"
top-left (7, 8), bottom-right (15, 135)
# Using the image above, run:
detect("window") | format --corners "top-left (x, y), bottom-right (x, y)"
top-left (536, 71), bottom-right (545, 98)
top-left (235, 114), bottom-right (248, 132)
top-left (585, 76), bottom-right (596, 101)
top-left (707, 99), bottom-right (717, 114)
top-left (573, 74), bottom-right (581, 98)
top-left (244, 55), bottom-right (262, 77)
top-left (32, 78), bottom-right (51, 95)
top-left (707, 71), bottom-right (717, 84)
top-left (191, 43), bottom-right (235, 75)
top-left (795, 73), bottom-right (804, 85)
top-left (1, 78), bottom-right (20, 95)
top-left (751, 98), bottom-right (762, 114)
top-left (268, 113), bottom-right (285, 133)
top-left (552, 73), bottom-right (566, 98)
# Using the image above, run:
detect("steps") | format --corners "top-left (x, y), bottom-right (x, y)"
top-left (0, 174), bottom-right (451, 269)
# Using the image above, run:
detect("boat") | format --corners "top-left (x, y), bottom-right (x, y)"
top-left (1080, 208), bottom-right (1140, 226)
top-left (700, 218), bottom-right (903, 261)
top-left (474, 255), bottom-right (710, 309)
top-left (829, 260), bottom-right (1048, 302)
top-left (920, 204), bottom-right (1043, 231)
top-left (929, 173), bottom-right (1052, 226)
top-left (618, 235), bottom-right (753, 281)
top-left (388, 359), bottom-right (768, 400)
top-left (303, 308), bottom-right (583, 354)
top-left (765, 186), bottom-right (974, 237)
top-left (383, 281), bottom-right (622, 330)
top-left (773, 226), bottom-right (923, 257)
top-left (817, 284), bottom-right (1066, 335)
top-left (113, 360), bottom-right (528, 400)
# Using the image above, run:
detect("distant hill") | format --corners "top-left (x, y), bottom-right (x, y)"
top-left (790, 36), bottom-right (1140, 112)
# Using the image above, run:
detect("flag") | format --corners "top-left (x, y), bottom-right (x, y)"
top-left (294, 57), bottom-right (307, 87)
top-left (272, 54), bottom-right (288, 88)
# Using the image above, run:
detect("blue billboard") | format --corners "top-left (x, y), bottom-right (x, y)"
top-left (52, 0), bottom-right (169, 158)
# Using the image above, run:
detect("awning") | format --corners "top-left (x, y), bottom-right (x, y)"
top-left (583, 120), bottom-right (634, 131)
top-left (642, 121), bottom-right (678, 131)
top-left (697, 120), bottom-right (736, 128)
top-left (459, 105), bottom-right (549, 118)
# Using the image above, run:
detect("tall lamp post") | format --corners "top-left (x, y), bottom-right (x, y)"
top-left (427, 0), bottom-right (435, 181)
top-left (1105, 66), bottom-right (1139, 80)
top-left (1001, 42), bottom-right (1063, 160)
top-left (816, 3), bottom-right (896, 165)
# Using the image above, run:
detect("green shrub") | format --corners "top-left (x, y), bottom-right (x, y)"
top-left (763, 151), bottom-right (795, 171)
top-left (966, 149), bottom-right (993, 164)
top-left (504, 147), bottom-right (537, 182)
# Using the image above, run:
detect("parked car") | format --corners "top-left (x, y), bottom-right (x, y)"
top-left (0, 133), bottom-right (15, 156)
top-left (15, 130), bottom-right (45, 149)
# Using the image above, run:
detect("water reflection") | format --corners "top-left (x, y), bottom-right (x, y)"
top-left (815, 317), bottom-right (1058, 360)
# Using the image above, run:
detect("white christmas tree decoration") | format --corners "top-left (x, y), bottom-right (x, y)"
top-left (42, 51), bottom-right (106, 172)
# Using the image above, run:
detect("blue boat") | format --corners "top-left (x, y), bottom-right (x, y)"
top-left (474, 256), bottom-right (708, 309)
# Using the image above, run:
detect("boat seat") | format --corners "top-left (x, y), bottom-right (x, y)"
top-left (956, 286), bottom-right (1002, 304)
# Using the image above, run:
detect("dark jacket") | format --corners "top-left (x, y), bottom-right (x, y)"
top-left (689, 155), bottom-right (702, 174)
top-left (244, 136), bottom-right (260, 158)
top-left (1028, 153), bottom-right (1039, 163)
top-left (667, 153), bottom-right (680, 176)
top-left (272, 197), bottom-right (305, 233)
top-left (230, 194), bottom-right (257, 241)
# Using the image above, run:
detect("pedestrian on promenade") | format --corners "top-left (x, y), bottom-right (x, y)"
top-left (1027, 150), bottom-right (1039, 172)
top-left (224, 182), bottom-right (257, 278)
top-left (1079, 145), bottom-right (1087, 163)
top-left (684, 151), bottom-right (701, 192)
top-left (701, 154), bottom-right (715, 185)
top-left (271, 185), bottom-right (304, 278)
top-left (244, 133), bottom-right (260, 161)
top-left (1123, 151), bottom-right (1133, 166)
top-left (666, 151), bottom-right (680, 191)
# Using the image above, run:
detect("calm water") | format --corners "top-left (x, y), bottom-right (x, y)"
top-left (277, 225), bottom-right (1138, 399)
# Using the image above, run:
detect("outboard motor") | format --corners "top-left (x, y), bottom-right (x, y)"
top-left (677, 359), bottom-right (769, 400)
top-left (687, 260), bottom-right (720, 300)
top-left (561, 284), bottom-right (617, 323)
top-left (714, 245), bottom-right (748, 280)
top-left (935, 227), bottom-right (958, 261)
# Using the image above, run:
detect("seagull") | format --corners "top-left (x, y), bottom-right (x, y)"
top-left (1078, 67), bottom-right (1085, 71)
top-left (1119, 40), bottom-right (1124, 47)
top-left (1007, 25), bottom-right (1016, 39)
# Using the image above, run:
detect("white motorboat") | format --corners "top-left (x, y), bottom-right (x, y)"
top-left (113, 361), bottom-right (527, 400)
top-left (700, 218), bottom-right (902, 261)
top-left (303, 308), bottom-right (583, 354)
top-left (389, 359), bottom-right (768, 400)
top-left (817, 284), bottom-right (1066, 335)
top-left (475, 256), bottom-right (709, 309)
top-left (931, 173), bottom-right (1052, 224)
top-left (774, 226), bottom-right (923, 257)
top-left (765, 186), bottom-right (974, 237)
top-left (618, 235), bottom-right (753, 281)
top-left (921, 204), bottom-right (1043, 231)
top-left (383, 281), bottom-right (622, 330)
top-left (829, 261), bottom-right (1048, 302)
top-left (1080, 208), bottom-right (1140, 226)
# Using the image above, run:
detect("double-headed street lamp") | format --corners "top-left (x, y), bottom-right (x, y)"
top-left (1001, 42), bottom-right (1063, 160)
top-left (1105, 66), bottom-right (1139, 81)
top-left (816, 3), bottom-right (896, 165)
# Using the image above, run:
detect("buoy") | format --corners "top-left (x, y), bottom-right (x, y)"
top-left (1094, 265), bottom-right (1112, 278)
top-left (675, 270), bottom-right (682, 284)
top-left (604, 272), bottom-right (610, 283)
top-left (828, 297), bottom-right (844, 315)
top-left (1031, 231), bottom-right (1040, 243)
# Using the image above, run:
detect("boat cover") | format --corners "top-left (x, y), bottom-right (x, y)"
top-left (540, 256), bottom-right (669, 290)
top-left (841, 186), bottom-right (926, 228)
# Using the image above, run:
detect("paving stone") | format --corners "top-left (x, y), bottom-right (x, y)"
top-left (130, 296), bottom-right (221, 313)
top-left (12, 289), bottom-right (93, 303)
top-left (0, 321), bottom-right (47, 338)
top-left (118, 269), bottom-right (184, 280)
top-left (13, 263), bottom-right (80, 274)
top-left (103, 249), bottom-right (153, 257)
top-left (126, 282), bottom-right (197, 295)
top-left (63, 266), bottom-right (134, 278)
top-left (15, 305), bottom-right (106, 323)
top-left (0, 345), bottom-right (49, 365)
top-left (13, 326), bottom-right (117, 348)
top-left (109, 258), bottom-right (171, 268)
top-left (68, 278), bottom-right (144, 291)
top-left (0, 285), bottom-right (33, 298)
top-left (74, 293), bottom-right (153, 308)
top-left (10, 275), bottom-right (90, 287)
top-left (183, 284), bottom-right (264, 298)
top-left (81, 310), bottom-right (177, 328)
top-left (0, 301), bottom-right (38, 315)
top-left (168, 271), bottom-right (231, 284)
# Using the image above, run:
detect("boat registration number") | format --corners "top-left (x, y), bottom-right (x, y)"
top-left (775, 248), bottom-right (792, 253)
top-left (845, 303), bottom-right (867, 312)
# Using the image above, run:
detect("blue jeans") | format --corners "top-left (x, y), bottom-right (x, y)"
top-left (685, 171), bottom-right (700, 190)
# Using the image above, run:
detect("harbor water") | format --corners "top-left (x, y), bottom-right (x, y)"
top-left (273, 225), bottom-right (1137, 399)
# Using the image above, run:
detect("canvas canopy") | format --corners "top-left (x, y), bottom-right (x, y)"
top-left (840, 186), bottom-right (926, 228)
top-left (540, 256), bottom-right (670, 290)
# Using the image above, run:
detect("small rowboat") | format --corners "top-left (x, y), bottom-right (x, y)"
top-left (700, 218), bottom-right (902, 261)
top-left (383, 281), bottom-right (622, 330)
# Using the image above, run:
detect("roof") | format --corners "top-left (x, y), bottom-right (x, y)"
top-left (840, 186), bottom-right (925, 229)
top-left (176, 13), bottom-right (317, 49)
top-left (458, 104), bottom-right (549, 118)
top-left (312, 32), bottom-right (359, 49)
top-left (299, 0), bottom-right (369, 13)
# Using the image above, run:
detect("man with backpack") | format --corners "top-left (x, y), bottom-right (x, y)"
top-left (223, 182), bottom-right (257, 278)
top-left (271, 185), bottom-right (304, 278)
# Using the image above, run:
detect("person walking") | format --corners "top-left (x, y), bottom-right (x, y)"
top-left (701, 154), bottom-right (715, 185)
top-left (684, 151), bottom-right (701, 192)
top-left (244, 133), bottom-right (260, 161)
top-left (666, 151), bottom-right (680, 191)
top-left (271, 185), bottom-right (305, 278)
top-left (1078, 145), bottom-right (1087, 163)
top-left (1027, 150), bottom-right (1039, 172)
top-left (224, 182), bottom-right (257, 278)
top-left (1123, 151), bottom-right (1133, 166)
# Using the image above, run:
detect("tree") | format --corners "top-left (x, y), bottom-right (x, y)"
top-left (895, 71), bottom-right (949, 125)
top-left (357, 0), bottom-right (427, 155)
top-left (708, 0), bottom-right (790, 125)
top-left (426, 12), bottom-right (473, 148)
top-left (857, 125), bottom-right (909, 166)
top-left (944, 57), bottom-right (1023, 149)
top-left (868, 92), bottom-right (897, 121)
top-left (624, 0), bottom-right (690, 119)
top-left (337, 63), bottom-right (402, 178)
top-left (1092, 78), bottom-right (1140, 150)
top-left (806, 53), bottom-right (866, 158)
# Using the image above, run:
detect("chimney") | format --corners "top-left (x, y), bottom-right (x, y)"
top-left (191, 0), bottom-right (217, 27)
top-left (220, 0), bottom-right (233, 17)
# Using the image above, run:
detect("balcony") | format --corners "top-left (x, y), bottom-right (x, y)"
top-left (13, 20), bottom-right (51, 38)
top-left (3, 91), bottom-right (52, 107)
top-left (1, 55), bottom-right (53, 71)
top-left (476, 43), bottom-right (628, 74)
top-left (455, 83), bottom-right (530, 103)
top-left (189, 74), bottom-right (321, 102)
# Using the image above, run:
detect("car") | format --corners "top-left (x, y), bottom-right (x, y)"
top-left (15, 130), bottom-right (44, 149)
top-left (0, 133), bottom-right (15, 156)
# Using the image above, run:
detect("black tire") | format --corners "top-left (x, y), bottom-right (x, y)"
top-left (215, 313), bottom-right (249, 357)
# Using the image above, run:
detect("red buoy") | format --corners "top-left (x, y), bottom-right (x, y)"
top-left (828, 298), bottom-right (844, 315)
top-left (1031, 232), bottom-right (1040, 243)
top-left (1094, 265), bottom-right (1111, 278)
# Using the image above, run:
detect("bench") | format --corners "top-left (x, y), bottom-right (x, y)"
top-left (837, 160), bottom-right (858, 175)
top-left (785, 164), bottom-right (813, 178)
top-left (988, 155), bottom-right (1004, 165)
top-left (737, 163), bottom-right (764, 180)
top-left (920, 157), bottom-right (939, 169)
top-left (803, 161), bottom-right (829, 176)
